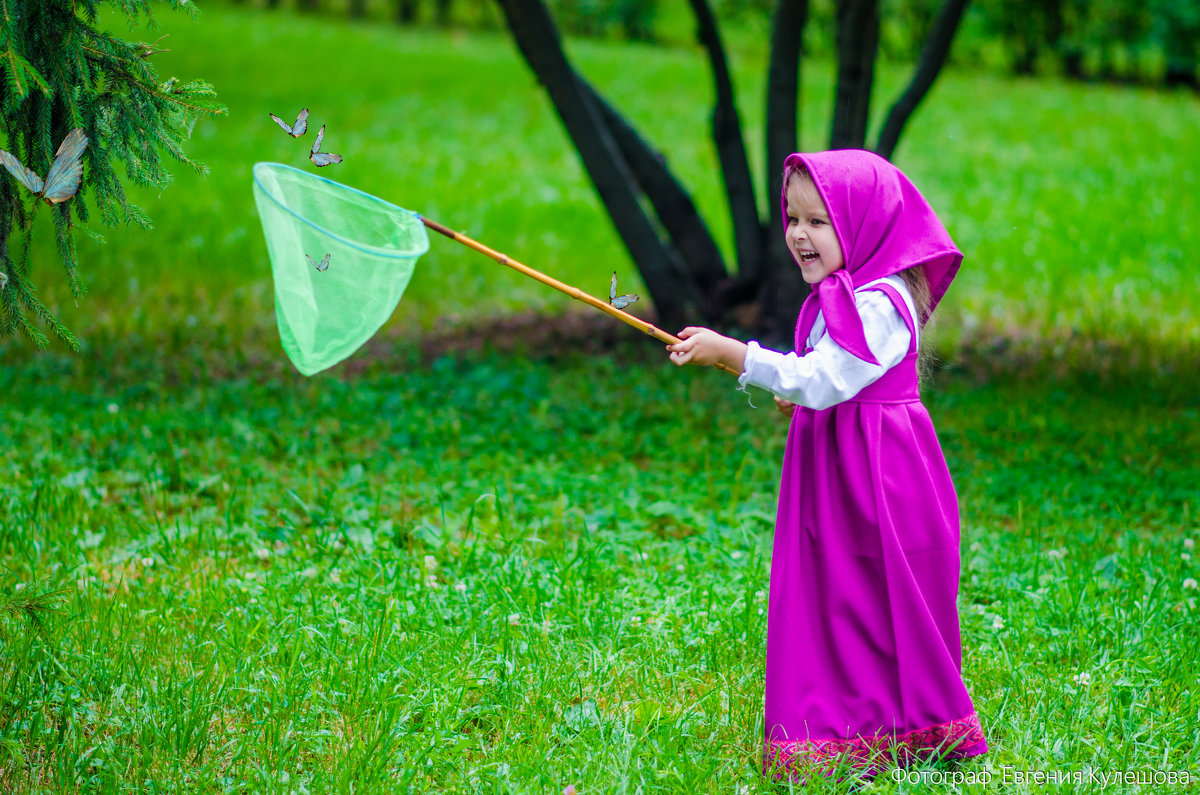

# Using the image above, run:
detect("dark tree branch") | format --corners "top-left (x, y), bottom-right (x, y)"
top-left (687, 0), bottom-right (762, 281)
top-left (830, 0), bottom-right (879, 149)
top-left (488, 0), bottom-right (964, 344)
top-left (755, 0), bottom-right (813, 344)
top-left (874, 0), bottom-right (970, 159)
top-left (578, 77), bottom-right (729, 291)
top-left (494, 0), bottom-right (700, 323)
top-left (396, 0), bottom-right (418, 25)
top-left (765, 0), bottom-right (807, 226)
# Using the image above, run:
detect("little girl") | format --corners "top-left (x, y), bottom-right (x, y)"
top-left (667, 150), bottom-right (988, 781)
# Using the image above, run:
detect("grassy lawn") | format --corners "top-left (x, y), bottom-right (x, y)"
top-left (1, 3), bottom-right (1198, 793)
top-left (3, 347), bottom-right (1198, 792)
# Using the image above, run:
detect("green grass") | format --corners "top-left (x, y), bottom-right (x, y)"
top-left (2, 3), bottom-right (1199, 793)
top-left (3, 347), bottom-right (1198, 792)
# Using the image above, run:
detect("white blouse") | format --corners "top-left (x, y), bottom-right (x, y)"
top-left (737, 275), bottom-right (917, 410)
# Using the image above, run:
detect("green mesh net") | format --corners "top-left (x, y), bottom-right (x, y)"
top-left (252, 162), bottom-right (429, 375)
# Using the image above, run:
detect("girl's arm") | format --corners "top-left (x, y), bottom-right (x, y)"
top-left (668, 330), bottom-right (797, 416)
top-left (666, 327), bottom-right (748, 372)
top-left (740, 289), bottom-right (912, 410)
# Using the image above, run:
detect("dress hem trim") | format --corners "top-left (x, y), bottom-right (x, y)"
top-left (762, 711), bottom-right (987, 780)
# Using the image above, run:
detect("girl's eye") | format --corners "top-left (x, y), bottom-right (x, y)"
top-left (811, 218), bottom-right (826, 225)
top-left (786, 216), bottom-right (798, 225)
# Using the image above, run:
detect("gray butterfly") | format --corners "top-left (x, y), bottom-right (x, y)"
top-left (269, 108), bottom-right (309, 137)
top-left (306, 253), bottom-right (330, 272)
top-left (609, 272), bottom-right (638, 310)
top-left (0, 127), bottom-right (88, 205)
top-left (309, 125), bottom-right (342, 167)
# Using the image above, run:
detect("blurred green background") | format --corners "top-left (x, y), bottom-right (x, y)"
top-left (3, 0), bottom-right (1197, 370)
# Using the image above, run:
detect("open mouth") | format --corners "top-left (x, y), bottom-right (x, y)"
top-left (799, 251), bottom-right (820, 263)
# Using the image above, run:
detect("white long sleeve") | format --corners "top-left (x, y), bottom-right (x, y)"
top-left (737, 276), bottom-right (916, 410)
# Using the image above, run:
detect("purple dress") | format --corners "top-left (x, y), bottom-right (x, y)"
top-left (762, 150), bottom-right (987, 780)
top-left (762, 283), bottom-right (987, 779)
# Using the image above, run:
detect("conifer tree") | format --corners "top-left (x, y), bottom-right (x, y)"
top-left (0, 0), bottom-right (225, 348)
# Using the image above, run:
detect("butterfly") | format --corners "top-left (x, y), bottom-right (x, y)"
top-left (0, 128), bottom-right (88, 206)
top-left (269, 108), bottom-right (309, 138)
top-left (307, 253), bottom-right (331, 272)
top-left (609, 272), bottom-right (639, 310)
top-left (309, 125), bottom-right (342, 167)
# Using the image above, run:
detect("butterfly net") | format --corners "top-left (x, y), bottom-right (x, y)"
top-left (252, 162), bottom-right (429, 375)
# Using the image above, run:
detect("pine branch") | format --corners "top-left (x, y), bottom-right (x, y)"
top-left (2, 238), bottom-right (78, 349)
top-left (0, 0), bottom-right (226, 345)
top-left (0, 48), bottom-right (49, 100)
top-left (2, 273), bottom-right (53, 349)
top-left (53, 208), bottom-right (85, 299)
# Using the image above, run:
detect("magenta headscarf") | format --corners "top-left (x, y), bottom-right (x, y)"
top-left (782, 150), bottom-right (962, 363)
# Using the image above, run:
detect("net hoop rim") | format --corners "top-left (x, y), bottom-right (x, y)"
top-left (252, 161), bottom-right (430, 260)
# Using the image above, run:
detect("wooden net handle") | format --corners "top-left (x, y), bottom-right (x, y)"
top-left (420, 216), bottom-right (739, 376)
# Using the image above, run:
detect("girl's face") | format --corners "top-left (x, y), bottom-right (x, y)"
top-left (785, 175), bottom-right (845, 284)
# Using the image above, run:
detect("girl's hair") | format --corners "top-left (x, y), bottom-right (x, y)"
top-left (783, 159), bottom-right (810, 190)
top-left (898, 265), bottom-right (936, 386)
top-left (898, 266), bottom-right (932, 327)
top-left (783, 161), bottom-right (936, 381)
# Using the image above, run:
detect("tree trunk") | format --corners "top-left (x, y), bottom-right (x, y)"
top-left (875, 0), bottom-right (970, 160)
top-left (487, 0), bottom-right (969, 346)
top-left (1164, 60), bottom-right (1199, 90)
top-left (349, 0), bottom-right (368, 19)
top-left (494, 0), bottom-right (702, 325)
top-left (397, 0), bottom-right (419, 24)
top-left (830, 0), bottom-right (880, 149)
top-left (1012, 38), bottom-right (1038, 75)
top-left (1061, 48), bottom-right (1085, 80)
top-left (687, 0), bottom-right (762, 296)
top-left (757, 0), bottom-right (811, 345)
top-left (1160, 2), bottom-right (1200, 90)
top-left (765, 0), bottom-right (806, 219)
top-left (437, 0), bottom-right (454, 26)
top-left (578, 78), bottom-right (729, 294)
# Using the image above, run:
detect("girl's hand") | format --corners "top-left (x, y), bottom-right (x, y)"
top-left (666, 327), bottom-right (747, 371)
top-left (774, 396), bottom-right (796, 417)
